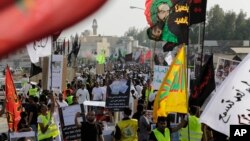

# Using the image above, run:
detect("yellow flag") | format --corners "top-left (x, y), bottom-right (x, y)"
top-left (153, 45), bottom-right (188, 123)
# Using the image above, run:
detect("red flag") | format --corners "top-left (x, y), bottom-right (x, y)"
top-left (5, 65), bottom-right (22, 132)
top-left (139, 52), bottom-right (145, 64)
top-left (145, 50), bottom-right (152, 60)
top-left (144, 0), bottom-right (153, 26)
top-left (0, 0), bottom-right (107, 58)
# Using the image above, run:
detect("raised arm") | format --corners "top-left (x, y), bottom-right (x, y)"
top-left (171, 114), bottom-right (187, 132)
top-left (75, 112), bottom-right (82, 128)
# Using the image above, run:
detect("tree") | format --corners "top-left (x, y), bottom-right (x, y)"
top-left (205, 5), bottom-right (250, 40)
top-left (234, 11), bottom-right (248, 39)
top-left (189, 24), bottom-right (200, 44)
top-left (222, 11), bottom-right (236, 40)
top-left (124, 27), bottom-right (139, 38)
top-left (124, 27), bottom-right (152, 47)
top-left (244, 18), bottom-right (250, 40)
top-left (205, 5), bottom-right (225, 40)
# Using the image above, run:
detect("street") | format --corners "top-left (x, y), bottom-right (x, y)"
top-left (0, 116), bottom-right (8, 133)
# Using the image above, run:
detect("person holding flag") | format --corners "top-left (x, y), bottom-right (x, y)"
top-left (179, 106), bottom-right (203, 141)
top-left (37, 92), bottom-right (60, 141)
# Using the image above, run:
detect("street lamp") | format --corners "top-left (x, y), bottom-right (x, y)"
top-left (129, 6), bottom-right (144, 10)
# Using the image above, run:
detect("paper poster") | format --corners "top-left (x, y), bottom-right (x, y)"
top-left (47, 55), bottom-right (64, 91)
top-left (152, 65), bottom-right (169, 90)
top-left (106, 79), bottom-right (131, 111)
top-left (9, 131), bottom-right (36, 141)
top-left (59, 104), bottom-right (85, 140)
top-left (215, 58), bottom-right (240, 87)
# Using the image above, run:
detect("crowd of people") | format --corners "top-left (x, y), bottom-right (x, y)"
top-left (0, 63), bottom-right (230, 141)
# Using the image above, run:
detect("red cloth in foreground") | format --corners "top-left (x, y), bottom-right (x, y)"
top-left (5, 66), bottom-right (22, 131)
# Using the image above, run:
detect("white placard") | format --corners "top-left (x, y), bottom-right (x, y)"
top-left (47, 55), bottom-right (64, 91)
top-left (83, 101), bottom-right (106, 107)
top-left (152, 65), bottom-right (169, 90)
top-left (9, 131), bottom-right (36, 141)
top-left (61, 104), bottom-right (82, 126)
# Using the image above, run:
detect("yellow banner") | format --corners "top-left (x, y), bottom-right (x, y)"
top-left (153, 45), bottom-right (188, 123)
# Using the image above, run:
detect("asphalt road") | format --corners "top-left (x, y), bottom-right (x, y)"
top-left (0, 116), bottom-right (8, 133)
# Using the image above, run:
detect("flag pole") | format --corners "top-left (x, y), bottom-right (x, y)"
top-left (150, 41), bottom-right (156, 81)
top-left (186, 1), bottom-right (192, 140)
top-left (50, 37), bottom-right (53, 91)
top-left (199, 22), bottom-right (205, 71)
top-left (199, 0), bottom-right (207, 73)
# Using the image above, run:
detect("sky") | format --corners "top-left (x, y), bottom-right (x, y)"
top-left (59, 0), bottom-right (250, 39)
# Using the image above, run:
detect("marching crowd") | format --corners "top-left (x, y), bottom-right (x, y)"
top-left (0, 64), bottom-right (229, 141)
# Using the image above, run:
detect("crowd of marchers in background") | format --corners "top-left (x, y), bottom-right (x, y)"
top-left (0, 63), bottom-right (229, 141)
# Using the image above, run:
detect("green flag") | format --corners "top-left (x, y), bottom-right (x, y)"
top-left (96, 51), bottom-right (106, 64)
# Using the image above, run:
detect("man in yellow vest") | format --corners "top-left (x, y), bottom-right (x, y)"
top-left (65, 89), bottom-right (73, 105)
top-left (179, 106), bottom-right (203, 141)
top-left (114, 108), bottom-right (138, 141)
top-left (149, 116), bottom-right (171, 141)
top-left (28, 82), bottom-right (39, 97)
top-left (149, 116), bottom-right (186, 141)
top-left (37, 92), bottom-right (60, 141)
top-left (143, 79), bottom-right (154, 110)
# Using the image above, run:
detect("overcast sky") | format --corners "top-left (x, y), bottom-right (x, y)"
top-left (60, 0), bottom-right (250, 39)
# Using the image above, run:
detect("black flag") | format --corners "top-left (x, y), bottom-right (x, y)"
top-left (154, 54), bottom-right (160, 65)
top-left (125, 53), bottom-right (133, 62)
top-left (30, 63), bottom-right (42, 78)
top-left (118, 49), bottom-right (125, 63)
top-left (189, 0), bottom-right (207, 25)
top-left (232, 55), bottom-right (242, 62)
top-left (189, 55), bottom-right (215, 107)
top-left (163, 0), bottom-right (189, 52)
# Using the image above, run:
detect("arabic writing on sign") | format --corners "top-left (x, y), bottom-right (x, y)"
top-left (218, 81), bottom-right (250, 123)
top-left (33, 37), bottom-right (48, 50)
top-left (238, 109), bottom-right (250, 125)
top-left (175, 17), bottom-right (188, 25)
top-left (174, 3), bottom-right (189, 25)
top-left (175, 4), bottom-right (189, 12)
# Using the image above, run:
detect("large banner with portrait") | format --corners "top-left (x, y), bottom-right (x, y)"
top-left (106, 79), bottom-right (131, 111)
top-left (215, 57), bottom-right (240, 87)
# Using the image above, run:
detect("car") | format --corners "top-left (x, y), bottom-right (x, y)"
top-left (14, 81), bottom-right (22, 94)
top-left (0, 81), bottom-right (22, 102)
